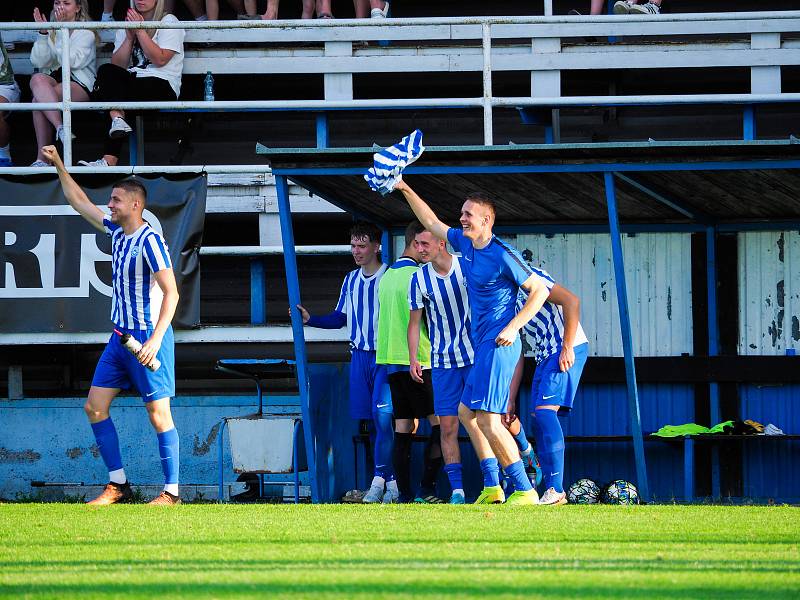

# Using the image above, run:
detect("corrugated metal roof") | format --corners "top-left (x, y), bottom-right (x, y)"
top-left (739, 231), bottom-right (800, 355)
top-left (259, 140), bottom-right (800, 226)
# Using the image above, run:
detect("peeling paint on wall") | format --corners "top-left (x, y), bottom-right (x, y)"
top-left (193, 423), bottom-right (221, 456)
top-left (0, 448), bottom-right (41, 463)
top-left (65, 447), bottom-right (84, 459)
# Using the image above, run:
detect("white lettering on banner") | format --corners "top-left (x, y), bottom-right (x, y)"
top-left (0, 205), bottom-right (164, 299)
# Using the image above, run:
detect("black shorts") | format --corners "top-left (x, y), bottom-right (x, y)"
top-left (389, 369), bottom-right (434, 420)
top-left (49, 68), bottom-right (92, 96)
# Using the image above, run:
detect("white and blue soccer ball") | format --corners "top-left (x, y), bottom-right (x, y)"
top-left (566, 478), bottom-right (601, 504)
top-left (602, 479), bottom-right (640, 505)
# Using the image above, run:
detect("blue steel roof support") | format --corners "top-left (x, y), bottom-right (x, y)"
top-left (604, 172), bottom-right (650, 502)
top-left (275, 174), bottom-right (319, 503)
top-left (706, 226), bottom-right (722, 500)
top-left (612, 172), bottom-right (711, 223)
top-left (273, 158), bottom-right (800, 177)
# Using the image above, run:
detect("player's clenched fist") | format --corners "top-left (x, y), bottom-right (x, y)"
top-left (41, 145), bottom-right (63, 168)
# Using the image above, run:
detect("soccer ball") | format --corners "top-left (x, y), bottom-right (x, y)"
top-left (566, 478), bottom-right (601, 504)
top-left (602, 480), bottom-right (640, 505)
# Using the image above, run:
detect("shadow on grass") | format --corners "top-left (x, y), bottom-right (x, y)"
top-left (0, 579), bottom-right (797, 599)
top-left (1, 557), bottom-right (798, 574)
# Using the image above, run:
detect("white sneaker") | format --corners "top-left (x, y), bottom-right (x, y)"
top-left (109, 116), bottom-right (132, 139)
top-left (370, 2), bottom-right (389, 18)
top-left (629, 2), bottom-right (660, 14)
top-left (613, 1), bottom-right (633, 14)
top-left (56, 125), bottom-right (76, 144)
top-left (362, 483), bottom-right (385, 504)
top-left (382, 487), bottom-right (399, 504)
top-left (78, 158), bottom-right (109, 167)
top-left (539, 487), bottom-right (568, 506)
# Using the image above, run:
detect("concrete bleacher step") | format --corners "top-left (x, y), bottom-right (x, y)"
top-left (206, 172), bottom-right (341, 215)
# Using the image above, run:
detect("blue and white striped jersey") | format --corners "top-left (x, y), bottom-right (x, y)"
top-left (409, 257), bottom-right (475, 369)
top-left (104, 218), bottom-right (172, 331)
top-left (517, 267), bottom-right (588, 364)
top-left (335, 264), bottom-right (387, 351)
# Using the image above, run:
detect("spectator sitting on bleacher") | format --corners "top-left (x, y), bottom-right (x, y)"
top-left (29, 0), bottom-right (97, 167)
top-left (571, 0), bottom-right (662, 15)
top-left (613, 0), bottom-right (662, 15)
top-left (257, 0), bottom-right (332, 20)
top-left (354, 0), bottom-right (389, 19)
top-left (0, 33), bottom-right (21, 167)
top-left (80, 0), bottom-right (185, 167)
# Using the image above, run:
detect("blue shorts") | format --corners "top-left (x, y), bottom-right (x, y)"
top-left (91, 326), bottom-right (175, 402)
top-left (461, 337), bottom-right (521, 414)
top-left (530, 342), bottom-right (589, 414)
top-left (432, 365), bottom-right (471, 417)
top-left (349, 349), bottom-right (391, 420)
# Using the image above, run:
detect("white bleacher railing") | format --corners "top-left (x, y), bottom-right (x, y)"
top-left (0, 11), bottom-right (799, 169)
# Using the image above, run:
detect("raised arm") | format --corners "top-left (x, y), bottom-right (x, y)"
top-left (393, 178), bottom-right (450, 241)
top-left (41, 145), bottom-right (105, 232)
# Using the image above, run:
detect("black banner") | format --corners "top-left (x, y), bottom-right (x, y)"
top-left (0, 173), bottom-right (206, 333)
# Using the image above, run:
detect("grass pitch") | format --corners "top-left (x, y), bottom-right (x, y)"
top-left (0, 504), bottom-right (798, 599)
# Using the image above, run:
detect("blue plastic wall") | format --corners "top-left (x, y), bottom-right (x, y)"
top-left (739, 384), bottom-right (800, 502)
top-left (0, 395), bottom-right (279, 499)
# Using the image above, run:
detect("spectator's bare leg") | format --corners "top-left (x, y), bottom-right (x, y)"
top-left (182, 0), bottom-right (207, 19)
top-left (32, 77), bottom-right (90, 161)
top-left (369, 0), bottom-right (387, 12)
top-left (243, 0), bottom-right (257, 16)
top-left (315, 0), bottom-right (333, 17)
top-left (301, 0), bottom-right (315, 18)
top-left (353, 0), bottom-right (369, 19)
top-left (205, 0), bottom-right (220, 20)
top-left (261, 0), bottom-right (279, 19)
top-left (590, 0), bottom-right (605, 14)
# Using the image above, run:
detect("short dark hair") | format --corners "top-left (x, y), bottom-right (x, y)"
top-left (465, 191), bottom-right (495, 217)
top-left (114, 178), bottom-right (147, 204)
top-left (349, 221), bottom-right (382, 244)
top-left (404, 220), bottom-right (425, 248)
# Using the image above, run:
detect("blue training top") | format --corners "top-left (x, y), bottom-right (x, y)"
top-left (446, 228), bottom-right (533, 346)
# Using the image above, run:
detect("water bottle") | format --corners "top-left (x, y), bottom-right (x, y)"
top-left (119, 333), bottom-right (162, 372)
top-left (204, 71), bottom-right (215, 102)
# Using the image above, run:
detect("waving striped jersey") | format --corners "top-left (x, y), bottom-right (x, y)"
top-left (335, 264), bottom-right (388, 351)
top-left (104, 218), bottom-right (172, 331)
top-left (409, 257), bottom-right (474, 369)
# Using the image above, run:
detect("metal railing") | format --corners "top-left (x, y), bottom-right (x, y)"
top-left (0, 11), bottom-right (798, 169)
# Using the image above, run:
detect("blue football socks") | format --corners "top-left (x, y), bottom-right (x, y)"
top-left (504, 459), bottom-right (533, 492)
top-left (157, 428), bottom-right (180, 487)
top-left (444, 462), bottom-right (463, 493)
top-left (373, 409), bottom-right (395, 480)
top-left (534, 408), bottom-right (566, 493)
top-left (512, 424), bottom-right (532, 455)
top-left (90, 417), bottom-right (124, 477)
top-left (479, 457), bottom-right (500, 488)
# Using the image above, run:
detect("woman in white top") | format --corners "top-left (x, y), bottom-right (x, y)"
top-left (30, 0), bottom-right (97, 166)
top-left (81, 0), bottom-right (185, 167)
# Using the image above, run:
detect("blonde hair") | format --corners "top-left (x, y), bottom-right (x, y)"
top-left (143, 0), bottom-right (168, 39)
top-left (50, 0), bottom-right (99, 43)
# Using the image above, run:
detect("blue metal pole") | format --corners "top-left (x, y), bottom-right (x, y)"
top-left (275, 174), bottom-right (319, 503)
top-left (603, 172), bottom-right (650, 501)
top-left (250, 259), bottom-right (266, 324)
top-left (381, 229), bottom-right (392, 265)
top-left (293, 420), bottom-right (301, 504)
top-left (217, 419), bottom-right (227, 502)
top-left (706, 226), bottom-right (722, 498)
top-left (743, 105), bottom-right (756, 141)
top-left (315, 113), bottom-right (329, 149)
